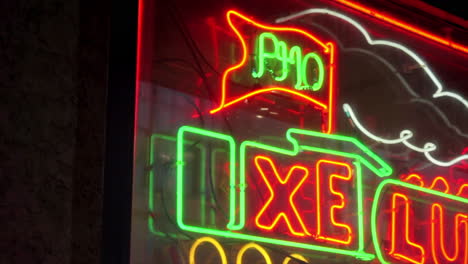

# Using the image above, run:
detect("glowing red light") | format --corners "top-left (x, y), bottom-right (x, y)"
top-left (389, 193), bottom-right (425, 264)
top-left (210, 10), bottom-right (336, 134)
top-left (315, 159), bottom-right (353, 245)
top-left (253, 155), bottom-right (311, 237)
top-left (430, 203), bottom-right (468, 264)
top-left (335, 0), bottom-right (468, 54)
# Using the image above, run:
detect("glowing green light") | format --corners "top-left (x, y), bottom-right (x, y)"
top-left (176, 126), bottom-right (237, 230)
top-left (148, 133), bottom-right (207, 237)
top-left (286, 128), bottom-right (393, 177)
top-left (252, 32), bottom-right (325, 91)
top-left (237, 127), bottom-right (391, 250)
top-left (176, 126), bottom-right (394, 260)
top-left (370, 179), bottom-right (468, 264)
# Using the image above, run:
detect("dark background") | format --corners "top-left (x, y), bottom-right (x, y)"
top-left (1, 0), bottom-right (109, 263)
top-left (0, 0), bottom-right (465, 264)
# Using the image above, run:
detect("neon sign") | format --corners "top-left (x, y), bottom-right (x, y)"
top-left (371, 179), bottom-right (468, 264)
top-left (276, 9), bottom-right (468, 166)
top-left (253, 155), bottom-right (310, 237)
top-left (253, 32), bottom-right (325, 91)
top-left (343, 103), bottom-right (468, 167)
top-left (209, 10), bottom-right (336, 134)
top-left (333, 0), bottom-right (468, 54)
top-left (145, 8), bottom-right (468, 264)
top-left (189, 237), bottom-right (310, 264)
top-left (175, 125), bottom-right (392, 260)
top-left (170, 125), bottom-right (468, 263)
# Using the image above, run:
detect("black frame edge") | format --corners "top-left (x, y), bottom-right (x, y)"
top-left (102, 0), bottom-right (139, 263)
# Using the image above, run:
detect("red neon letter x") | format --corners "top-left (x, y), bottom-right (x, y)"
top-left (254, 155), bottom-right (310, 237)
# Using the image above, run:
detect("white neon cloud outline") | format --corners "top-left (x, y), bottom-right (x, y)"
top-left (276, 9), bottom-right (468, 109)
top-left (276, 9), bottom-right (468, 167)
top-left (344, 103), bottom-right (468, 167)
top-left (305, 22), bottom-right (468, 140)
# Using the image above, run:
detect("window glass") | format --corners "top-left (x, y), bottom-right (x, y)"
top-left (131, 1), bottom-right (468, 263)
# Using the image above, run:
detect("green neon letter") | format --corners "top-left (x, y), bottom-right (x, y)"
top-left (252, 32), bottom-right (325, 91)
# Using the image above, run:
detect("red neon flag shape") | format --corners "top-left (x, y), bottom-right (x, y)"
top-left (210, 10), bottom-right (337, 134)
top-left (253, 155), bottom-right (311, 237)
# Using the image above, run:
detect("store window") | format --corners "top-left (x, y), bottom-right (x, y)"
top-left (131, 0), bottom-right (468, 263)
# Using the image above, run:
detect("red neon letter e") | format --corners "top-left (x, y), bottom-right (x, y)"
top-left (315, 159), bottom-right (353, 245)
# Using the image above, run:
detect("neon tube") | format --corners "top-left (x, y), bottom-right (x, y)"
top-left (253, 155), bottom-right (311, 237)
top-left (333, 0), bottom-right (468, 54)
top-left (306, 22), bottom-right (468, 140)
top-left (401, 173), bottom-right (424, 187)
top-left (343, 103), bottom-right (468, 167)
top-left (236, 243), bottom-right (272, 264)
top-left (252, 32), bottom-right (325, 91)
top-left (457, 184), bottom-right (468, 197)
top-left (428, 176), bottom-right (450, 193)
top-left (210, 10), bottom-right (336, 134)
top-left (388, 193), bottom-right (425, 264)
top-left (371, 179), bottom-right (468, 264)
top-left (282, 254), bottom-right (308, 264)
top-left (276, 9), bottom-right (468, 108)
top-left (277, 9), bottom-right (468, 165)
top-left (177, 126), bottom-right (384, 259)
top-left (176, 126), bottom-right (238, 230)
top-left (148, 134), bottom-right (207, 237)
top-left (430, 204), bottom-right (468, 264)
top-left (189, 237), bottom-right (228, 264)
top-left (316, 159), bottom-right (353, 245)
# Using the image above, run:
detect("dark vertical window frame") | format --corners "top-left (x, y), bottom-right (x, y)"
top-left (102, 0), bottom-right (139, 263)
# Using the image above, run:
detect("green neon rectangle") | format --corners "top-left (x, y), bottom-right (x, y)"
top-left (176, 126), bottom-right (237, 231)
top-left (148, 133), bottom-right (207, 237)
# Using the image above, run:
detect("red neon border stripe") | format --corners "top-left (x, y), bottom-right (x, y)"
top-left (210, 10), bottom-right (336, 134)
top-left (335, 0), bottom-right (468, 54)
top-left (134, 0), bottom-right (144, 158)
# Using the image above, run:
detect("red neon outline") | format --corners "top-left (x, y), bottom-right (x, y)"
top-left (335, 0), bottom-right (468, 54)
top-left (210, 10), bottom-right (336, 134)
top-left (315, 159), bottom-right (353, 245)
top-left (401, 173), bottom-right (424, 187)
top-left (428, 176), bottom-right (450, 194)
top-left (430, 203), bottom-right (468, 264)
top-left (457, 184), bottom-right (468, 198)
top-left (253, 155), bottom-right (311, 237)
top-left (324, 43), bottom-right (336, 134)
top-left (134, 0), bottom-right (144, 156)
top-left (389, 193), bottom-right (425, 264)
top-left (221, 88), bottom-right (328, 110)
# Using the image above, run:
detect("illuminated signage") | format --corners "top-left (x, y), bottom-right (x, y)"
top-left (173, 125), bottom-right (468, 263)
top-left (209, 10), bottom-right (336, 134)
top-left (189, 236), bottom-right (310, 264)
top-left (253, 32), bottom-right (325, 91)
top-left (146, 8), bottom-right (468, 264)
